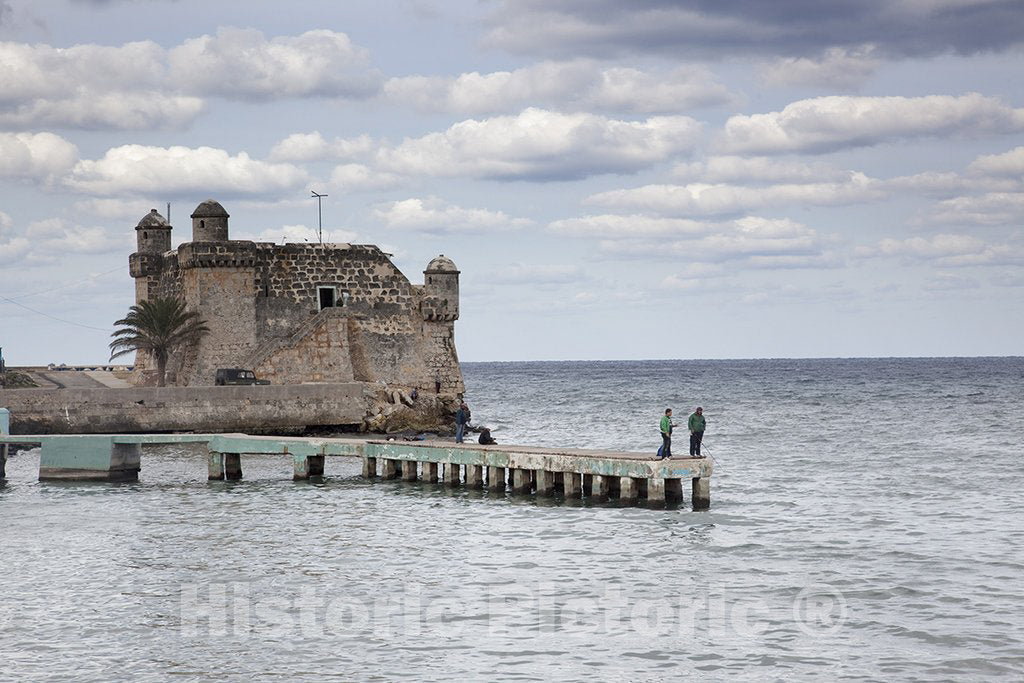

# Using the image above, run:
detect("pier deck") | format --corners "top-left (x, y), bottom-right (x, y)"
top-left (0, 431), bottom-right (713, 509)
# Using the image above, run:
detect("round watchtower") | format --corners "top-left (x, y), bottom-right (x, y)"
top-left (191, 199), bottom-right (230, 242)
top-left (423, 254), bottom-right (460, 320)
top-left (135, 208), bottom-right (172, 253)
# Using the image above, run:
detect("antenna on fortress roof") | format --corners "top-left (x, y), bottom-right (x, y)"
top-left (166, 202), bottom-right (171, 224)
top-left (311, 190), bottom-right (328, 245)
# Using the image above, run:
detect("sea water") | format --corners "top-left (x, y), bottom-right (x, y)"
top-left (1, 357), bottom-right (1022, 680)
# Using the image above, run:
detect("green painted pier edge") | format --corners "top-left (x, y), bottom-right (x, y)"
top-left (0, 431), bottom-right (713, 509)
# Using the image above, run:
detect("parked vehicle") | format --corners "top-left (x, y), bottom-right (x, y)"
top-left (214, 368), bottom-right (270, 386)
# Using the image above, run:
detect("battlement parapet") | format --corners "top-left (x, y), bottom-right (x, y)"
top-left (179, 241), bottom-right (258, 269)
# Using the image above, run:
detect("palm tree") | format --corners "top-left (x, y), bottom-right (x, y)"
top-left (110, 297), bottom-right (210, 387)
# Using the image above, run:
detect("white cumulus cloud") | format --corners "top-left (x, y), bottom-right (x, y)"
top-left (0, 132), bottom-right (79, 181)
top-left (967, 146), bottom-right (1024, 177)
top-left (269, 132), bottom-right (375, 162)
top-left (586, 174), bottom-right (884, 216)
top-left (168, 28), bottom-right (380, 100)
top-left (719, 94), bottom-right (1024, 154)
top-left (673, 156), bottom-right (853, 184)
top-left (759, 46), bottom-right (881, 90)
top-left (373, 196), bottom-right (533, 234)
top-left (376, 108), bottom-right (701, 181)
top-left (65, 145), bottom-right (309, 196)
top-left (383, 60), bottom-right (735, 114)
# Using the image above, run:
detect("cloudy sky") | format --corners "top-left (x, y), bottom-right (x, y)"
top-left (1, 0), bottom-right (1022, 364)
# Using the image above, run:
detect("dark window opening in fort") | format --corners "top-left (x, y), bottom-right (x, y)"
top-left (318, 287), bottom-right (337, 309)
top-left (143, 231), bottom-right (148, 239)
top-left (200, 220), bottom-right (205, 230)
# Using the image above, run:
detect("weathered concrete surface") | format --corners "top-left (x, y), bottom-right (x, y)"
top-left (0, 432), bottom-right (714, 507)
top-left (32, 436), bottom-right (141, 481)
top-left (0, 383), bottom-right (370, 434)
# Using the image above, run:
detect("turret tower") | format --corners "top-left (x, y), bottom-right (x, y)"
top-left (129, 208), bottom-right (172, 303)
top-left (191, 199), bottom-right (229, 242)
top-left (422, 254), bottom-right (460, 321)
top-left (135, 208), bottom-right (172, 254)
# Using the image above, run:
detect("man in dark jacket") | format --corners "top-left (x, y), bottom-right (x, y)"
top-left (689, 407), bottom-right (706, 457)
top-left (455, 401), bottom-right (469, 443)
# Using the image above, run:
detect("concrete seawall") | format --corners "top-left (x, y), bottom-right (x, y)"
top-left (0, 383), bottom-right (371, 434)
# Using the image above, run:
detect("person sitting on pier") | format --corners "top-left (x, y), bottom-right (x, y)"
top-left (478, 427), bottom-right (497, 445)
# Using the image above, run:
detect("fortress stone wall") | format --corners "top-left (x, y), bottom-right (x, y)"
top-left (128, 201), bottom-right (463, 397)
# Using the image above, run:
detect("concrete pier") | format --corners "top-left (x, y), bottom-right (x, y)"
top-left (0, 431), bottom-right (715, 509)
top-left (0, 407), bottom-right (8, 480)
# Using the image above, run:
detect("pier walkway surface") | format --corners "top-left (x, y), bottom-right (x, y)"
top-left (0, 429), bottom-right (713, 509)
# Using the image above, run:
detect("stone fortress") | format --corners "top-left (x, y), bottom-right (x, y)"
top-left (129, 200), bottom-right (464, 401)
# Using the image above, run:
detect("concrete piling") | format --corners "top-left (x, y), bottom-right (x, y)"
top-left (208, 451), bottom-right (225, 480)
top-left (563, 472), bottom-right (582, 497)
top-left (382, 458), bottom-right (399, 480)
top-left (423, 461), bottom-right (439, 483)
top-left (692, 477), bottom-right (710, 510)
top-left (224, 453), bottom-right (242, 480)
top-left (362, 456), bottom-right (377, 478)
top-left (488, 466), bottom-right (506, 490)
top-left (466, 464), bottom-right (483, 488)
top-left (401, 460), bottom-right (418, 481)
top-left (444, 462), bottom-right (461, 485)
top-left (511, 468), bottom-right (531, 493)
top-left (619, 476), bottom-right (639, 501)
top-left (536, 469), bottom-right (554, 496)
top-left (294, 454), bottom-right (325, 480)
top-left (590, 474), bottom-right (610, 498)
top-left (647, 478), bottom-right (666, 505)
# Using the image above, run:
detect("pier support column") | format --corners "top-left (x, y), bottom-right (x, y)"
top-left (619, 477), bottom-right (639, 501)
top-left (382, 459), bottom-right (399, 480)
top-left (665, 478), bottom-right (683, 503)
top-left (401, 460), bottom-right (418, 481)
top-left (488, 466), bottom-right (506, 490)
top-left (563, 472), bottom-right (582, 497)
top-left (224, 453), bottom-right (242, 481)
top-left (423, 461), bottom-right (439, 483)
top-left (511, 468), bottom-right (531, 493)
top-left (646, 478), bottom-right (666, 505)
top-left (0, 407), bottom-right (8, 480)
top-left (536, 470), bottom-right (554, 496)
top-left (692, 477), bottom-right (710, 510)
top-left (466, 464), bottom-right (483, 488)
top-left (294, 454), bottom-right (325, 480)
top-left (208, 451), bottom-right (225, 480)
top-left (590, 475), bottom-right (610, 498)
top-left (444, 463), bottom-right (461, 485)
top-left (362, 456), bottom-right (377, 478)
top-left (606, 475), bottom-right (620, 497)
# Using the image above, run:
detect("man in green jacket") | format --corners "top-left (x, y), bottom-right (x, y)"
top-left (659, 408), bottom-right (673, 459)
top-left (689, 407), bottom-right (706, 457)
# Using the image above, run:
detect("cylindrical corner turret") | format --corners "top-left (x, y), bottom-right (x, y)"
top-left (423, 254), bottom-right (459, 321)
top-left (135, 208), bottom-right (172, 254)
top-left (191, 199), bottom-right (230, 242)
